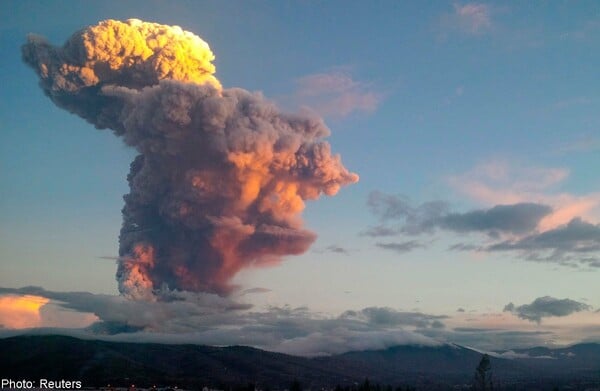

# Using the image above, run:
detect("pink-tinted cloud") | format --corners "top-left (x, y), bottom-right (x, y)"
top-left (448, 160), bottom-right (600, 232)
top-left (293, 71), bottom-right (381, 118)
top-left (538, 196), bottom-right (600, 232)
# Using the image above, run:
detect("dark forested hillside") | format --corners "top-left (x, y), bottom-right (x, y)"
top-left (0, 335), bottom-right (598, 390)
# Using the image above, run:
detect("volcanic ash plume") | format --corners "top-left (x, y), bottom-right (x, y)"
top-left (22, 19), bottom-right (358, 300)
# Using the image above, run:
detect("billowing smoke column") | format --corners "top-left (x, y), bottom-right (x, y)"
top-left (22, 19), bottom-right (358, 300)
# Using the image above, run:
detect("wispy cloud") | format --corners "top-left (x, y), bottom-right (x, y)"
top-left (551, 96), bottom-right (593, 110)
top-left (314, 245), bottom-right (353, 256)
top-left (376, 240), bottom-right (425, 254)
top-left (366, 191), bottom-right (449, 236)
top-left (438, 3), bottom-right (493, 38)
top-left (238, 287), bottom-right (272, 296)
top-left (340, 307), bottom-right (448, 328)
top-left (366, 191), bottom-right (552, 238)
top-left (454, 3), bottom-right (493, 34)
top-left (488, 217), bottom-right (600, 267)
top-left (289, 70), bottom-right (382, 118)
top-left (556, 135), bottom-right (600, 155)
top-left (448, 160), bottom-right (570, 199)
top-left (559, 17), bottom-right (600, 41)
top-left (449, 243), bottom-right (479, 252)
top-left (420, 327), bottom-right (555, 351)
top-left (446, 309), bottom-right (600, 349)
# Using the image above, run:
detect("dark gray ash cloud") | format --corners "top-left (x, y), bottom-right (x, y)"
top-left (504, 296), bottom-right (592, 323)
top-left (22, 19), bottom-right (358, 300)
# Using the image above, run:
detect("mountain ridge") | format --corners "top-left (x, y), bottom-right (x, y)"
top-left (0, 335), bottom-right (598, 389)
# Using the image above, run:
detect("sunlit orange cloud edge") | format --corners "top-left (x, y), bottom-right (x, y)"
top-left (0, 294), bottom-right (98, 329)
top-left (0, 294), bottom-right (49, 329)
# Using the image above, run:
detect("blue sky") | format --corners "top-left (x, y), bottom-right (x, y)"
top-left (0, 1), bottom-right (599, 353)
